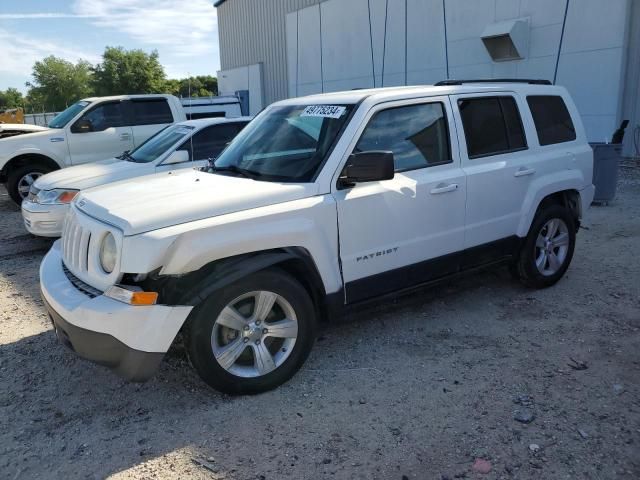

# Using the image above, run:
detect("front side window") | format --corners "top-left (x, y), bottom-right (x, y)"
top-left (127, 124), bottom-right (194, 163)
top-left (212, 105), bottom-right (354, 182)
top-left (527, 95), bottom-right (576, 145)
top-left (354, 102), bottom-right (451, 172)
top-left (458, 96), bottom-right (527, 158)
top-left (131, 99), bottom-right (174, 125)
top-left (48, 101), bottom-right (89, 128)
top-left (72, 102), bottom-right (125, 133)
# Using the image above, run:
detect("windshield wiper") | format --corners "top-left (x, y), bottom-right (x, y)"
top-left (209, 164), bottom-right (260, 179)
top-left (118, 150), bottom-right (135, 162)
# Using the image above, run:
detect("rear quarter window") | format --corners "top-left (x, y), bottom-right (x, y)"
top-left (526, 95), bottom-right (576, 146)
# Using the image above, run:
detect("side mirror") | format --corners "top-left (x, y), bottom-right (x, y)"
top-left (163, 149), bottom-right (190, 165)
top-left (73, 118), bottom-right (93, 133)
top-left (341, 151), bottom-right (394, 185)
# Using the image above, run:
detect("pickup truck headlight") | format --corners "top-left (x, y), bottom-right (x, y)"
top-left (35, 188), bottom-right (79, 205)
top-left (99, 232), bottom-right (117, 273)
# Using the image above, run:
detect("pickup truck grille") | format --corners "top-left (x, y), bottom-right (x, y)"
top-left (61, 210), bottom-right (91, 273)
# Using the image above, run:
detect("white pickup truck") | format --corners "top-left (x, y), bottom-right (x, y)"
top-left (0, 94), bottom-right (186, 204)
top-left (40, 81), bottom-right (594, 395)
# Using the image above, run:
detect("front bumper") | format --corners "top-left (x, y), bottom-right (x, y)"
top-left (40, 241), bottom-right (193, 381)
top-left (22, 200), bottom-right (68, 237)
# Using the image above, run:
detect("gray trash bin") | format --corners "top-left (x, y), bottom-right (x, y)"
top-left (590, 143), bottom-right (621, 204)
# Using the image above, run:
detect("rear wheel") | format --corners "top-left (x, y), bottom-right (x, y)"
top-left (7, 164), bottom-right (53, 205)
top-left (184, 269), bottom-right (316, 395)
top-left (513, 205), bottom-right (576, 288)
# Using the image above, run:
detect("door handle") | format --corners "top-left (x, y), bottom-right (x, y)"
top-left (430, 183), bottom-right (458, 194)
top-left (514, 167), bottom-right (536, 177)
top-left (119, 133), bottom-right (131, 141)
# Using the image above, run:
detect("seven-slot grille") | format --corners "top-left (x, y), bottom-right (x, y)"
top-left (61, 210), bottom-right (91, 273)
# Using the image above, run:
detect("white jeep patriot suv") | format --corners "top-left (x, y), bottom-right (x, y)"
top-left (40, 80), bottom-right (594, 394)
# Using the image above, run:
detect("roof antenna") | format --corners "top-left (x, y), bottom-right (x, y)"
top-left (187, 73), bottom-right (196, 174)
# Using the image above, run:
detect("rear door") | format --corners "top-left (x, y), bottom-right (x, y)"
top-left (334, 97), bottom-right (467, 303)
top-left (66, 101), bottom-right (133, 164)
top-left (451, 93), bottom-right (537, 264)
top-left (129, 98), bottom-right (175, 147)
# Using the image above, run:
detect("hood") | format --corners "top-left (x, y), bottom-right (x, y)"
top-left (0, 127), bottom-right (59, 147)
top-left (34, 158), bottom-right (150, 191)
top-left (0, 123), bottom-right (49, 133)
top-left (76, 169), bottom-right (318, 236)
top-left (0, 123), bottom-right (49, 140)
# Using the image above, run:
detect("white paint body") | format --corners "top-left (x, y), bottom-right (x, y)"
top-left (40, 83), bottom-right (594, 362)
top-left (21, 117), bottom-right (252, 237)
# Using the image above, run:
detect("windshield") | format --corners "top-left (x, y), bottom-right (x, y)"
top-left (48, 101), bottom-right (90, 128)
top-left (212, 104), bottom-right (354, 182)
top-left (126, 124), bottom-right (195, 163)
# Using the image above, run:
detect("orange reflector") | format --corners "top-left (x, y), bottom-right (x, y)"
top-left (105, 285), bottom-right (158, 306)
top-left (130, 291), bottom-right (159, 306)
top-left (58, 191), bottom-right (78, 203)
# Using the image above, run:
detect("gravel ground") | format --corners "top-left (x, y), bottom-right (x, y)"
top-left (1, 167), bottom-right (639, 480)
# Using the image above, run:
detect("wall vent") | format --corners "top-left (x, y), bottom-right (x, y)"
top-left (481, 18), bottom-right (530, 62)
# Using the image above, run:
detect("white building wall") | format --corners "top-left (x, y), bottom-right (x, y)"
top-left (284, 0), bottom-right (633, 143)
top-left (217, 63), bottom-right (265, 116)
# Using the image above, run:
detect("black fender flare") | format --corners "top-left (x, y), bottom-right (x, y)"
top-left (147, 247), bottom-right (328, 308)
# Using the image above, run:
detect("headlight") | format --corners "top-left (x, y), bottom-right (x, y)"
top-left (35, 188), bottom-right (79, 205)
top-left (99, 233), bottom-right (117, 273)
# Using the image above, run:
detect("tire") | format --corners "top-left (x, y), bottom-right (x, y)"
top-left (7, 163), bottom-right (54, 205)
top-left (184, 268), bottom-right (316, 395)
top-left (513, 204), bottom-right (576, 288)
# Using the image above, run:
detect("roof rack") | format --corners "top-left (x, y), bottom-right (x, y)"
top-left (434, 79), bottom-right (552, 86)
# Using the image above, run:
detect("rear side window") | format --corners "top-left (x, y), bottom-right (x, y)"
top-left (131, 99), bottom-right (174, 125)
top-left (458, 96), bottom-right (527, 158)
top-left (180, 123), bottom-right (243, 161)
top-left (527, 95), bottom-right (576, 145)
top-left (355, 102), bottom-right (451, 172)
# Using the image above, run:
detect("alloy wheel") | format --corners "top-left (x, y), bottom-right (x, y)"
top-left (211, 290), bottom-right (299, 378)
top-left (17, 172), bottom-right (43, 199)
top-left (534, 218), bottom-right (570, 276)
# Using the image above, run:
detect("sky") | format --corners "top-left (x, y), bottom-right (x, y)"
top-left (0, 0), bottom-right (221, 93)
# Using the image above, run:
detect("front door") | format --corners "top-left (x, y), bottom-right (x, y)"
top-left (333, 97), bottom-right (467, 303)
top-left (67, 101), bottom-right (133, 164)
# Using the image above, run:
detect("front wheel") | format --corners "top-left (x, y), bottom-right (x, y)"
top-left (7, 164), bottom-right (53, 205)
top-left (184, 269), bottom-right (316, 395)
top-left (512, 205), bottom-right (576, 288)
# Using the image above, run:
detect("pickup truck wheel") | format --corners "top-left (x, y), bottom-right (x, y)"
top-left (184, 269), bottom-right (316, 395)
top-left (7, 164), bottom-right (52, 205)
top-left (514, 205), bottom-right (576, 288)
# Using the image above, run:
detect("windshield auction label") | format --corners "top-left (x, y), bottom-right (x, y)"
top-left (301, 105), bottom-right (346, 119)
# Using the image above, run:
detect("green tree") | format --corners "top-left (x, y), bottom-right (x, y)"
top-left (163, 78), bottom-right (181, 97)
top-left (176, 75), bottom-right (218, 98)
top-left (93, 47), bottom-right (167, 95)
top-left (25, 56), bottom-right (93, 112)
top-left (0, 88), bottom-right (24, 109)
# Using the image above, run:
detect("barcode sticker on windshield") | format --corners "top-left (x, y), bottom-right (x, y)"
top-left (301, 105), bottom-right (346, 119)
